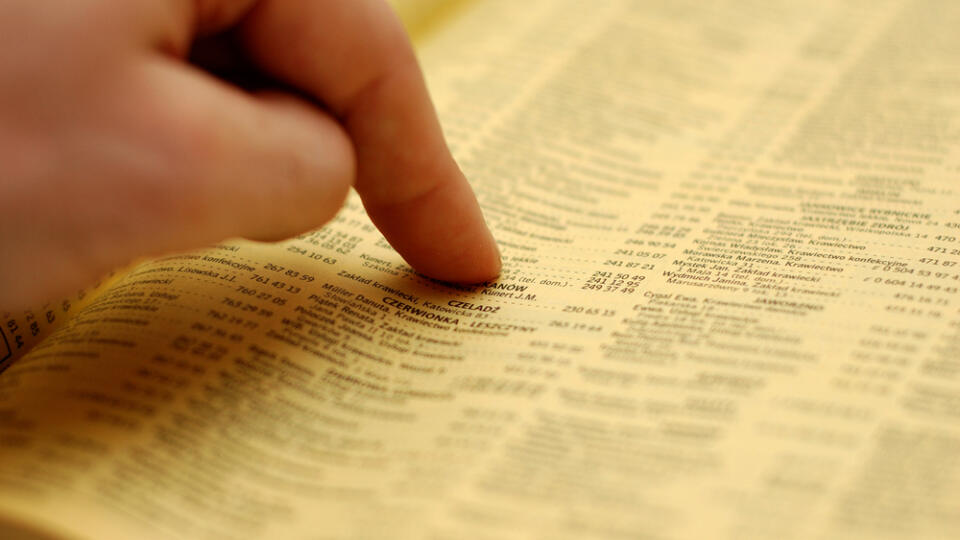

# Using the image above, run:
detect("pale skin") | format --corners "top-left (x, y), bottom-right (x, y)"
top-left (0, 0), bottom-right (501, 311)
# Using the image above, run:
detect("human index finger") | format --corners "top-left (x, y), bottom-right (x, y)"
top-left (238, 0), bottom-right (501, 283)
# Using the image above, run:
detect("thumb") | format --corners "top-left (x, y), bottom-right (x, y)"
top-left (1, 57), bottom-right (354, 311)
top-left (135, 57), bottom-right (355, 246)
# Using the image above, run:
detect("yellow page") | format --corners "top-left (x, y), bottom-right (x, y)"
top-left (389, 0), bottom-right (476, 39)
top-left (0, 273), bottom-right (121, 372)
top-left (0, 0), bottom-right (959, 539)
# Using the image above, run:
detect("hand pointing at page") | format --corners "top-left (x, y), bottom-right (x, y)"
top-left (0, 0), bottom-right (501, 310)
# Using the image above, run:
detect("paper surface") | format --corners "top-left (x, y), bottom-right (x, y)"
top-left (0, 0), bottom-right (958, 538)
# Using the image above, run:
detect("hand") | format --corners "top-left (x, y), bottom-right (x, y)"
top-left (0, 0), bottom-right (500, 310)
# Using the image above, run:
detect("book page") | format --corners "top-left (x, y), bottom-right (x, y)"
top-left (0, 274), bottom-right (120, 373)
top-left (0, 0), bottom-right (958, 539)
top-left (389, 0), bottom-right (475, 39)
